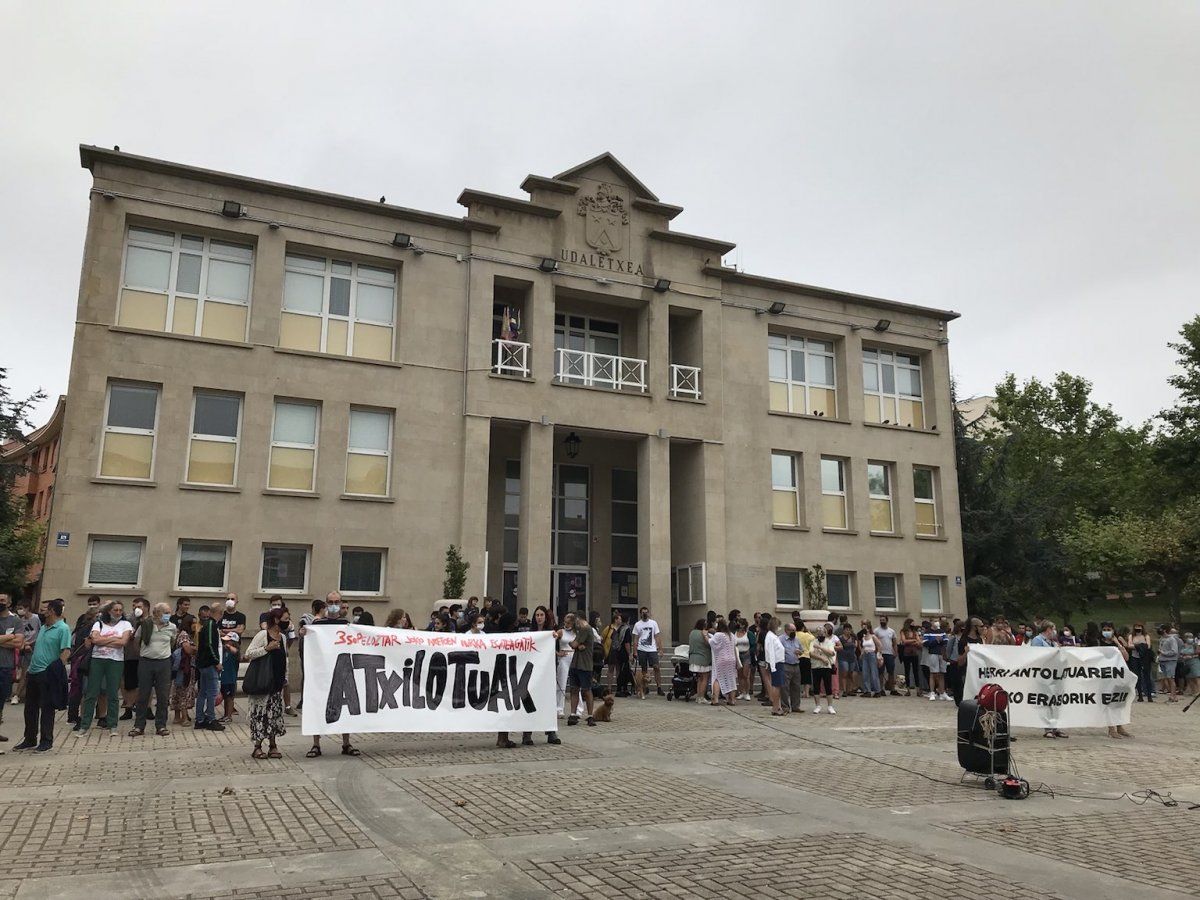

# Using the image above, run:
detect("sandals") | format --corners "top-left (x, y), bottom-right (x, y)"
top-left (341, 745), bottom-right (361, 756)
top-left (306, 746), bottom-right (321, 758)
top-left (252, 748), bottom-right (267, 759)
top-left (128, 728), bottom-right (144, 737)
top-left (267, 749), bottom-right (282, 758)
top-left (496, 739), bottom-right (517, 749)
top-left (156, 728), bottom-right (170, 736)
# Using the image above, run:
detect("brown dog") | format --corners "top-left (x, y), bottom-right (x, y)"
top-left (592, 694), bottom-right (615, 722)
top-left (633, 668), bottom-right (646, 698)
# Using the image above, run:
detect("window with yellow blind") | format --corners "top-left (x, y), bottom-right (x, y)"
top-left (820, 457), bottom-right (848, 530)
top-left (118, 227), bottom-right (252, 342)
top-left (186, 392), bottom-right (242, 486)
top-left (771, 452), bottom-right (801, 526)
top-left (914, 466), bottom-right (940, 536)
top-left (867, 461), bottom-right (894, 533)
top-left (268, 400), bottom-right (319, 492)
top-left (862, 348), bottom-right (924, 428)
top-left (768, 334), bottom-right (837, 416)
top-left (345, 408), bottom-right (393, 497)
top-left (99, 382), bottom-right (159, 480)
top-left (280, 254), bottom-right (396, 361)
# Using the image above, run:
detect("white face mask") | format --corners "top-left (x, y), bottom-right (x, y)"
top-left (225, 600), bottom-right (236, 609)
top-left (133, 608), bottom-right (143, 618)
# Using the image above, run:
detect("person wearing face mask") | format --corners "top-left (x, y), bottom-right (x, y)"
top-left (75, 601), bottom-right (133, 735)
top-left (1126, 622), bottom-right (1154, 701)
top-left (1157, 626), bottom-right (1181, 703)
top-left (809, 624), bottom-right (838, 715)
top-left (306, 592), bottom-right (359, 758)
top-left (922, 620), bottom-right (950, 701)
top-left (1058, 625), bottom-right (1077, 647)
top-left (1093, 622), bottom-right (1132, 738)
top-left (119, 598), bottom-right (149, 721)
top-left (245, 607), bottom-right (289, 759)
top-left (218, 594), bottom-right (246, 722)
top-left (193, 605), bottom-right (224, 730)
top-left (130, 603), bottom-right (177, 737)
top-left (1179, 631), bottom-right (1198, 696)
top-left (12, 601), bottom-right (41, 706)
top-left (259, 595), bottom-right (285, 630)
top-left (1030, 622), bottom-right (1068, 738)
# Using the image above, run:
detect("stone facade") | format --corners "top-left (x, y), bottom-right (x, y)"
top-left (41, 147), bottom-right (966, 635)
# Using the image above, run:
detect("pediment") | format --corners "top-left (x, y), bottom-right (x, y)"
top-left (554, 152), bottom-right (659, 202)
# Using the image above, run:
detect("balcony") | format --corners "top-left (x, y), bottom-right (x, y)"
top-left (669, 364), bottom-right (702, 400)
top-left (492, 339), bottom-right (530, 377)
top-left (555, 347), bottom-right (647, 393)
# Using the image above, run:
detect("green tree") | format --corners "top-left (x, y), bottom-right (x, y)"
top-left (1154, 315), bottom-right (1200, 498)
top-left (0, 368), bottom-right (46, 595)
top-left (442, 544), bottom-right (469, 600)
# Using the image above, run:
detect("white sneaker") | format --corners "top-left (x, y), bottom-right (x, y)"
top-left (928, 692), bottom-right (937, 700)
top-left (827, 706), bottom-right (836, 715)
top-left (939, 693), bottom-right (952, 701)
top-left (812, 706), bottom-right (823, 714)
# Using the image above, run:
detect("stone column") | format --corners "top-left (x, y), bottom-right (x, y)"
top-left (518, 421), bottom-right (554, 611)
top-left (700, 441), bottom-right (727, 612)
top-left (637, 434), bottom-right (672, 637)
top-left (458, 415), bottom-right (491, 597)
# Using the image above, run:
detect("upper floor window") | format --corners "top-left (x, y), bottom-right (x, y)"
top-left (867, 461), bottom-right (894, 534)
top-left (914, 466), bottom-right (940, 536)
top-left (186, 391), bottom-right (242, 486)
top-left (345, 408), bottom-right (393, 497)
top-left (280, 254), bottom-right (396, 361)
top-left (768, 334), bottom-right (836, 416)
top-left (771, 452), bottom-right (801, 526)
top-left (269, 400), bottom-right (319, 492)
top-left (863, 348), bottom-right (923, 428)
top-left (119, 227), bottom-right (252, 342)
top-left (820, 457), bottom-right (848, 530)
top-left (100, 382), bottom-right (159, 480)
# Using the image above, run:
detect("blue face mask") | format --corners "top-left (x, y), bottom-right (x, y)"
top-left (160, 614), bottom-right (171, 625)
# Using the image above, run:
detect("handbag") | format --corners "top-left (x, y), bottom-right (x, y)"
top-left (241, 654), bottom-right (274, 696)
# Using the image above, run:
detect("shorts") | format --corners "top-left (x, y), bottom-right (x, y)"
top-left (123, 659), bottom-right (140, 690)
top-left (770, 665), bottom-right (785, 688)
top-left (567, 668), bottom-right (593, 690)
top-left (607, 649), bottom-right (625, 666)
top-left (812, 667), bottom-right (833, 696)
top-left (882, 653), bottom-right (896, 675)
top-left (220, 684), bottom-right (236, 698)
top-left (799, 657), bottom-right (812, 685)
top-left (691, 664), bottom-right (712, 673)
top-left (837, 655), bottom-right (856, 674)
top-left (1159, 659), bottom-right (1177, 678)
top-left (636, 649), bottom-right (658, 669)
top-left (926, 655), bottom-right (948, 674)
top-left (738, 652), bottom-right (750, 667)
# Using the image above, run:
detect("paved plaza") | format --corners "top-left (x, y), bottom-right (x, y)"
top-left (0, 692), bottom-right (1195, 899)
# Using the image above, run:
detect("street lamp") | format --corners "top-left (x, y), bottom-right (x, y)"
top-left (564, 431), bottom-right (581, 459)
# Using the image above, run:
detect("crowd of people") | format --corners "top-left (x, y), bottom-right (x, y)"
top-left (0, 590), bottom-right (1190, 756)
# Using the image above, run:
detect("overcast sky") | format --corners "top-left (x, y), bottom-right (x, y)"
top-left (1, 2), bottom-right (1196, 429)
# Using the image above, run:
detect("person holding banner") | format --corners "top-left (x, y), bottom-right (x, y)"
top-left (1092, 623), bottom-right (1132, 737)
top-left (305, 593), bottom-right (359, 758)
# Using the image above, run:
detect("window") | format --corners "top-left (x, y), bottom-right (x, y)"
top-left (186, 392), bottom-right (241, 486)
top-left (100, 382), bottom-right (159, 480)
top-left (340, 548), bottom-right (385, 595)
top-left (827, 572), bottom-right (852, 609)
top-left (921, 575), bottom-right (943, 612)
top-left (86, 537), bottom-right (144, 587)
top-left (771, 452), bottom-right (800, 526)
top-left (820, 457), bottom-right (848, 529)
top-left (118, 226), bottom-right (252, 341)
top-left (874, 574), bottom-right (899, 611)
top-left (552, 464), bottom-right (590, 566)
top-left (768, 333), bottom-right (837, 416)
top-left (261, 544), bottom-right (309, 593)
top-left (268, 400), bottom-right (319, 492)
top-left (280, 254), bottom-right (396, 361)
top-left (177, 541), bottom-right (230, 591)
top-left (863, 348), bottom-right (924, 428)
top-left (611, 468), bottom-right (638, 598)
top-left (345, 408), bottom-right (392, 496)
top-left (676, 563), bottom-right (706, 605)
top-left (867, 461), bottom-right (894, 533)
top-left (914, 466), bottom-right (940, 536)
top-left (503, 460), bottom-right (520, 565)
top-left (775, 568), bottom-right (802, 607)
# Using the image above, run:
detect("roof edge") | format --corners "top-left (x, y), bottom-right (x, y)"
top-left (649, 229), bottom-right (736, 256)
top-left (702, 266), bottom-right (961, 321)
top-left (553, 152), bottom-right (660, 202)
top-left (457, 189), bottom-right (561, 218)
top-left (0, 395), bottom-right (66, 459)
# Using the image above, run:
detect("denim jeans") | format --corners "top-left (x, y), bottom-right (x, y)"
top-left (195, 665), bottom-right (219, 724)
top-left (860, 653), bottom-right (881, 694)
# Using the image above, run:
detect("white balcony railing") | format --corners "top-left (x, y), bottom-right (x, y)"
top-left (492, 339), bottom-right (530, 377)
top-left (555, 347), bottom-right (647, 393)
top-left (670, 364), bottom-right (702, 400)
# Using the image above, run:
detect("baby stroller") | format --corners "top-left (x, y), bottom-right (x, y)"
top-left (666, 644), bottom-right (697, 701)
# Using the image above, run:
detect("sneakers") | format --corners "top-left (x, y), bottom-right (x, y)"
top-left (928, 692), bottom-right (938, 701)
top-left (566, 715), bottom-right (579, 726)
top-left (207, 721), bottom-right (226, 731)
top-left (939, 692), bottom-right (952, 701)
top-left (11, 740), bottom-right (36, 752)
top-left (284, 706), bottom-right (297, 717)
top-left (586, 716), bottom-right (596, 727)
top-left (547, 733), bottom-right (562, 745)
top-left (656, 687), bottom-right (665, 696)
top-left (812, 707), bottom-right (823, 714)
top-left (119, 709), bottom-right (134, 721)
top-left (33, 743), bottom-right (52, 753)
top-left (828, 706), bottom-right (837, 715)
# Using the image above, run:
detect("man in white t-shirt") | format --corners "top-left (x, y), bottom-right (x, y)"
top-left (874, 616), bottom-right (900, 696)
top-left (631, 607), bottom-right (663, 697)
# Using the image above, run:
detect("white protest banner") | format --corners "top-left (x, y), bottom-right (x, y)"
top-left (964, 644), bottom-right (1135, 729)
top-left (301, 625), bottom-right (557, 735)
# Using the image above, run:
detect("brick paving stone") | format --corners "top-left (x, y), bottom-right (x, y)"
top-left (584, 699), bottom-right (743, 731)
top-left (405, 766), bottom-right (783, 837)
top-left (637, 732), bottom-right (802, 754)
top-left (528, 834), bottom-right (1063, 899)
top-left (0, 749), bottom-right (298, 786)
top-left (361, 740), bottom-right (599, 769)
top-left (0, 785), bottom-right (370, 879)
top-left (185, 878), bottom-right (428, 900)
top-left (714, 753), bottom-right (998, 807)
top-left (1013, 746), bottom-right (1200, 785)
top-left (949, 808), bottom-right (1195, 895)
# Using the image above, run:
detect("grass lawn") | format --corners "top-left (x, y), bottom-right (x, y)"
top-left (1071, 596), bottom-right (1200, 630)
